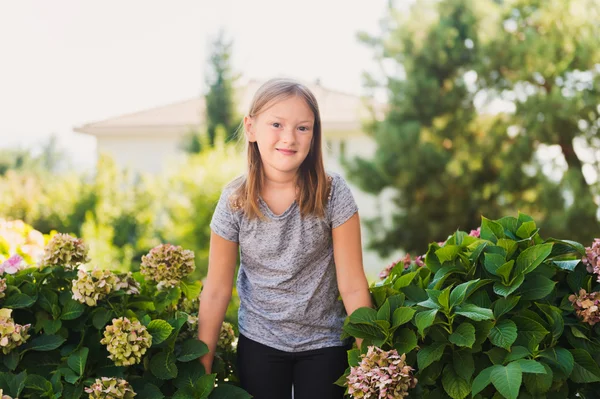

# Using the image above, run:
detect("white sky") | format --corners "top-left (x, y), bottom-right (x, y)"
top-left (0, 0), bottom-right (394, 166)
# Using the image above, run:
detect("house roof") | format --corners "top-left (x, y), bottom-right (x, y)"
top-left (74, 79), bottom-right (382, 137)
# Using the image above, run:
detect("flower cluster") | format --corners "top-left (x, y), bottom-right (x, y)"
top-left (0, 218), bottom-right (45, 264)
top-left (569, 289), bottom-right (600, 326)
top-left (583, 238), bottom-right (600, 281)
top-left (0, 279), bottom-right (6, 299)
top-left (469, 227), bottom-right (481, 238)
top-left (379, 254), bottom-right (424, 280)
top-left (218, 321), bottom-right (236, 351)
top-left (0, 254), bottom-right (26, 275)
top-left (140, 244), bottom-right (195, 290)
top-left (42, 233), bottom-right (89, 270)
top-left (347, 346), bottom-right (417, 399)
top-left (72, 269), bottom-right (141, 307)
top-left (179, 295), bottom-right (200, 314)
top-left (85, 377), bottom-right (136, 399)
top-left (0, 308), bottom-right (31, 354)
top-left (100, 317), bottom-right (152, 366)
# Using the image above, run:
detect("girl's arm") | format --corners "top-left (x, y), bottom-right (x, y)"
top-left (197, 231), bottom-right (239, 374)
top-left (332, 212), bottom-right (373, 349)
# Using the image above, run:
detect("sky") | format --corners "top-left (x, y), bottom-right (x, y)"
top-left (0, 0), bottom-right (393, 167)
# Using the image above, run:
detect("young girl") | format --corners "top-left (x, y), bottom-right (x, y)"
top-left (197, 78), bottom-right (373, 399)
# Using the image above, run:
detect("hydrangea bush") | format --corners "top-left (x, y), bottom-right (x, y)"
top-left (339, 213), bottom-right (600, 399)
top-left (0, 224), bottom-right (248, 399)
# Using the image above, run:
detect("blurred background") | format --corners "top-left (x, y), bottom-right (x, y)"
top-left (1, 0), bottom-right (599, 287)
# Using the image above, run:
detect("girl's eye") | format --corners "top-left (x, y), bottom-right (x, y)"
top-left (298, 126), bottom-right (310, 132)
top-left (272, 122), bottom-right (281, 128)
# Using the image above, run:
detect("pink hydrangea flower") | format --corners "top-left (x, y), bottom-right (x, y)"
top-left (583, 239), bottom-right (600, 281)
top-left (0, 254), bottom-right (25, 275)
top-left (469, 227), bottom-right (481, 238)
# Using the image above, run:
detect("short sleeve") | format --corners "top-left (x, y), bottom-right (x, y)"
top-left (328, 173), bottom-right (359, 228)
top-left (209, 187), bottom-right (240, 242)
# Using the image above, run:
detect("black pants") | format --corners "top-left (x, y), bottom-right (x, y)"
top-left (237, 334), bottom-right (351, 399)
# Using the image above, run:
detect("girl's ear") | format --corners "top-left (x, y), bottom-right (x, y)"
top-left (244, 115), bottom-right (256, 142)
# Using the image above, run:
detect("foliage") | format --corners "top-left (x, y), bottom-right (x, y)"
top-left (339, 212), bottom-right (600, 398)
top-left (350, 0), bottom-right (600, 255)
top-left (0, 233), bottom-right (250, 399)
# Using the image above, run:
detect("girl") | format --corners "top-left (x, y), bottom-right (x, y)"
top-left (198, 78), bottom-right (373, 399)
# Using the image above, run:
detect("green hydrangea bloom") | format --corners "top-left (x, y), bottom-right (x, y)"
top-left (217, 321), bottom-right (236, 351)
top-left (0, 308), bottom-right (31, 355)
top-left (42, 233), bottom-right (90, 270)
top-left (140, 244), bottom-right (195, 290)
top-left (100, 317), bottom-right (152, 366)
top-left (85, 377), bottom-right (136, 399)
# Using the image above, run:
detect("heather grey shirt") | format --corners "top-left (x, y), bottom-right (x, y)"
top-left (209, 172), bottom-right (358, 352)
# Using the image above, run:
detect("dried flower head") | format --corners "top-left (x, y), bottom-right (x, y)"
top-left (583, 238), bottom-right (600, 280)
top-left (100, 317), bottom-right (152, 366)
top-left (85, 377), bottom-right (136, 399)
top-left (569, 289), bottom-right (600, 326)
top-left (42, 233), bottom-right (89, 270)
top-left (140, 244), bottom-right (195, 290)
top-left (347, 346), bottom-right (417, 399)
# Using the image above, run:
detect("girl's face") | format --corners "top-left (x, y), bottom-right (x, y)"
top-left (244, 95), bottom-right (315, 179)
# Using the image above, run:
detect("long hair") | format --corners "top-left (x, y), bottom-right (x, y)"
top-left (230, 78), bottom-right (329, 219)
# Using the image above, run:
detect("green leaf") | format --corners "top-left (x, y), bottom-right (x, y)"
top-left (449, 322), bottom-right (476, 348)
top-left (417, 342), bottom-right (446, 370)
top-left (3, 293), bottom-right (36, 309)
top-left (209, 383), bottom-right (252, 399)
top-left (497, 216), bottom-right (518, 235)
top-left (438, 286), bottom-right (451, 310)
top-left (493, 274), bottom-right (524, 298)
top-left (148, 319), bottom-right (174, 345)
top-left (6, 371), bottom-right (27, 398)
top-left (349, 307), bottom-right (378, 325)
top-left (60, 299), bottom-right (85, 320)
top-left (3, 350), bottom-right (19, 371)
top-left (24, 374), bottom-right (52, 392)
top-left (150, 351), bottom-right (178, 380)
top-left (493, 296), bottom-right (520, 319)
top-left (545, 238), bottom-right (586, 256)
top-left (92, 308), bottom-right (113, 330)
top-left (38, 288), bottom-right (58, 314)
top-left (513, 316), bottom-right (549, 350)
top-left (415, 309), bottom-right (438, 338)
top-left (393, 329), bottom-right (418, 355)
top-left (442, 365), bottom-right (470, 399)
top-left (490, 362), bottom-right (522, 399)
top-left (552, 260), bottom-right (581, 271)
top-left (67, 347), bottom-right (88, 376)
top-left (536, 303), bottom-right (564, 343)
top-left (481, 217), bottom-right (505, 242)
top-left (180, 279), bottom-right (203, 301)
top-left (495, 261), bottom-right (514, 284)
top-left (497, 238), bottom-right (518, 258)
top-left (453, 349), bottom-right (475, 381)
top-left (523, 362), bottom-right (553, 395)
top-left (472, 366), bottom-right (497, 397)
top-left (570, 349), bottom-right (600, 383)
top-left (484, 253), bottom-right (506, 276)
top-left (435, 245), bottom-right (461, 263)
top-left (348, 349), bottom-right (360, 367)
top-left (517, 275), bottom-right (556, 300)
top-left (516, 221), bottom-right (537, 239)
top-left (514, 243), bottom-right (553, 276)
top-left (513, 359), bottom-right (546, 374)
top-left (392, 307), bottom-right (415, 327)
top-left (538, 347), bottom-right (574, 379)
top-left (137, 384), bottom-right (165, 399)
top-left (505, 346), bottom-right (531, 362)
top-left (194, 373), bottom-right (216, 398)
top-left (25, 334), bottom-right (66, 351)
top-left (393, 271), bottom-right (418, 289)
top-left (486, 347), bottom-right (508, 365)
top-left (42, 318), bottom-right (62, 335)
top-left (177, 339), bottom-right (209, 362)
top-left (454, 304), bottom-right (494, 321)
top-left (449, 279), bottom-right (480, 309)
top-left (377, 299), bottom-right (391, 322)
top-left (488, 319), bottom-right (517, 350)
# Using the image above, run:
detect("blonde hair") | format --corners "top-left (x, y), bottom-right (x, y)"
top-left (230, 78), bottom-right (329, 219)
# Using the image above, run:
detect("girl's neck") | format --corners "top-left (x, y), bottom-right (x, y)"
top-left (262, 169), bottom-right (298, 191)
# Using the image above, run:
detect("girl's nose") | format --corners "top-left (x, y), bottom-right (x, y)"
top-left (280, 127), bottom-right (295, 143)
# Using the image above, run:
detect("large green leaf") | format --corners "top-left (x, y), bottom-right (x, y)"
top-left (415, 309), bottom-right (438, 338)
top-left (493, 274), bottom-right (525, 298)
top-left (417, 342), bottom-right (446, 370)
top-left (377, 299), bottom-right (391, 322)
top-left (514, 359), bottom-right (546, 374)
top-left (177, 339), bottom-right (209, 362)
top-left (148, 319), bottom-right (174, 345)
top-left (492, 296), bottom-right (520, 319)
top-left (442, 364), bottom-right (470, 399)
top-left (392, 307), bottom-right (416, 328)
top-left (490, 362), bottom-right (522, 399)
top-left (538, 347), bottom-right (574, 379)
top-left (67, 347), bottom-right (88, 376)
top-left (209, 383), bottom-right (252, 399)
top-left (488, 319), bottom-right (517, 350)
top-left (513, 316), bottom-right (549, 350)
top-left (436, 245), bottom-right (461, 263)
top-left (517, 275), bottom-right (556, 300)
top-left (453, 349), bottom-right (474, 381)
top-left (472, 366), bottom-right (497, 397)
top-left (545, 238), bottom-right (586, 257)
top-left (449, 322), bottom-right (475, 348)
top-left (38, 288), bottom-right (58, 314)
top-left (60, 299), bottom-right (85, 320)
top-left (523, 362), bottom-right (553, 395)
top-left (536, 303), bottom-right (564, 343)
top-left (449, 279), bottom-right (480, 308)
top-left (136, 384), bottom-right (165, 399)
top-left (194, 373), bottom-right (216, 399)
top-left (481, 217), bottom-right (505, 242)
top-left (92, 308), bottom-right (113, 330)
top-left (3, 293), bottom-right (37, 309)
top-left (24, 374), bottom-right (52, 393)
top-left (393, 329), bottom-right (418, 355)
top-left (570, 349), bottom-right (600, 383)
top-left (495, 261), bottom-right (514, 284)
top-left (454, 304), bottom-right (494, 321)
top-left (484, 253), bottom-right (506, 276)
top-left (349, 307), bottom-right (378, 325)
top-left (393, 271), bottom-right (419, 289)
top-left (552, 260), bottom-right (581, 271)
top-left (150, 351), bottom-right (178, 380)
top-left (25, 335), bottom-right (66, 352)
top-left (514, 243), bottom-right (553, 276)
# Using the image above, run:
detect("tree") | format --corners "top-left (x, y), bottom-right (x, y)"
top-left (348, 0), bottom-right (600, 255)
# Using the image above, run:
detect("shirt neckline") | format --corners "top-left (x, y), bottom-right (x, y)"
top-left (258, 196), bottom-right (297, 220)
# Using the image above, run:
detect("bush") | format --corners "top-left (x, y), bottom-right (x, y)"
top-left (339, 213), bottom-right (600, 399)
top-left (0, 232), bottom-right (250, 399)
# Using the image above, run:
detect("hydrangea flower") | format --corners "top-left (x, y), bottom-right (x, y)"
top-left (0, 308), bottom-right (31, 355)
top-left (41, 233), bottom-right (89, 270)
top-left (140, 244), bottom-right (195, 290)
top-left (0, 389), bottom-right (13, 399)
top-left (178, 295), bottom-right (200, 314)
top-left (379, 254), bottom-right (424, 280)
top-left (100, 317), bottom-right (152, 366)
top-left (0, 279), bottom-right (6, 300)
top-left (72, 268), bottom-right (118, 306)
top-left (583, 238), bottom-right (600, 281)
top-left (113, 272), bottom-right (141, 295)
top-left (0, 254), bottom-right (26, 274)
top-left (469, 227), bottom-right (481, 238)
top-left (347, 346), bottom-right (417, 399)
top-left (85, 377), bottom-right (136, 399)
top-left (218, 321), bottom-right (236, 351)
top-left (569, 289), bottom-right (600, 326)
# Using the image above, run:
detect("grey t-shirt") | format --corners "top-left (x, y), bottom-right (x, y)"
top-left (209, 172), bottom-right (359, 352)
